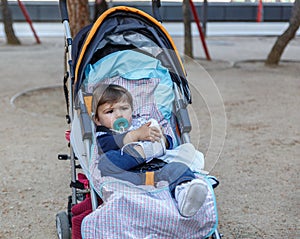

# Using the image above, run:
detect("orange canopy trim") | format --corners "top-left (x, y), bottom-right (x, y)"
top-left (74, 6), bottom-right (185, 86)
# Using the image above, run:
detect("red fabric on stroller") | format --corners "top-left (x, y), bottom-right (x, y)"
top-left (72, 198), bottom-right (92, 239)
top-left (71, 173), bottom-right (102, 239)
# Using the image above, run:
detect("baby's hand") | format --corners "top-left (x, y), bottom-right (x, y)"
top-left (136, 122), bottom-right (162, 142)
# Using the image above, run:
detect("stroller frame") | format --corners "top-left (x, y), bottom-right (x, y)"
top-left (56, 0), bottom-right (222, 238)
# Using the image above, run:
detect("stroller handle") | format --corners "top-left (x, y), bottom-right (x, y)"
top-left (59, 0), bottom-right (69, 22)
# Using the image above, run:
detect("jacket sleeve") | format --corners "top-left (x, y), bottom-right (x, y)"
top-left (97, 133), bottom-right (127, 153)
top-left (165, 135), bottom-right (173, 149)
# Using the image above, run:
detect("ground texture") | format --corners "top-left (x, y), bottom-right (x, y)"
top-left (0, 36), bottom-right (299, 238)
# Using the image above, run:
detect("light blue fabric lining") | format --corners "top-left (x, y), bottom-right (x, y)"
top-left (84, 50), bottom-right (174, 119)
top-left (205, 176), bottom-right (219, 238)
top-left (199, 173), bottom-right (219, 238)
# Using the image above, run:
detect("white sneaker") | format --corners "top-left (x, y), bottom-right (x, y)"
top-left (175, 179), bottom-right (208, 217)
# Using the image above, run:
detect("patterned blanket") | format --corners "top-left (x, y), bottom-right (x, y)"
top-left (82, 176), bottom-right (217, 239)
top-left (77, 141), bottom-right (218, 239)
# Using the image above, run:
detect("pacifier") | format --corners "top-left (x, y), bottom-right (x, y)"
top-left (113, 117), bottom-right (129, 132)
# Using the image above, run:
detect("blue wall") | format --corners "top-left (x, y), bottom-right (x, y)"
top-left (0, 1), bottom-right (293, 22)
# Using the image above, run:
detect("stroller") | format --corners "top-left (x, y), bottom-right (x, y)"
top-left (56, 0), bottom-right (221, 238)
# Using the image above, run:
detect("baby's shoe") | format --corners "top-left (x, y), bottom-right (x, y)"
top-left (175, 179), bottom-right (208, 217)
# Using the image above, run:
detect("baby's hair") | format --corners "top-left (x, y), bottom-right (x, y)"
top-left (92, 84), bottom-right (133, 119)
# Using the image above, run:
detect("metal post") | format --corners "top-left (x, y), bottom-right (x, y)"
top-left (17, 0), bottom-right (41, 44)
top-left (256, 0), bottom-right (264, 22)
top-left (189, 0), bottom-right (211, 60)
top-left (202, 0), bottom-right (208, 37)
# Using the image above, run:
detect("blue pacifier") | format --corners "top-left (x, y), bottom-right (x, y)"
top-left (113, 117), bottom-right (129, 132)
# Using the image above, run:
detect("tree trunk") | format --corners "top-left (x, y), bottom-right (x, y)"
top-left (183, 0), bottom-right (193, 59)
top-left (93, 0), bottom-right (108, 23)
top-left (1, 0), bottom-right (21, 45)
top-left (67, 0), bottom-right (90, 37)
top-left (265, 0), bottom-right (300, 66)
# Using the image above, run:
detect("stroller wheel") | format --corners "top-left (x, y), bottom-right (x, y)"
top-left (211, 229), bottom-right (223, 239)
top-left (56, 211), bottom-right (71, 239)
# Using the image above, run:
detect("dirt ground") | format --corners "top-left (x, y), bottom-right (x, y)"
top-left (0, 35), bottom-right (299, 239)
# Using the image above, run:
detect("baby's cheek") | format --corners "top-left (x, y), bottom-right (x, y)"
top-left (128, 116), bottom-right (133, 124)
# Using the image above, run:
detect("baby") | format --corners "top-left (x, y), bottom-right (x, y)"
top-left (92, 84), bottom-right (208, 217)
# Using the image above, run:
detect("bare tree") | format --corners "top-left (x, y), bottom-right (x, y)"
top-left (183, 0), bottom-right (193, 59)
top-left (1, 0), bottom-right (21, 45)
top-left (67, 0), bottom-right (90, 37)
top-left (93, 0), bottom-right (108, 23)
top-left (265, 0), bottom-right (300, 65)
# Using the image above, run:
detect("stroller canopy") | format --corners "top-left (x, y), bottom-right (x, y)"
top-left (71, 6), bottom-right (191, 103)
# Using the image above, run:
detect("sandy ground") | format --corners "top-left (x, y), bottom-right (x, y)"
top-left (0, 35), bottom-right (299, 239)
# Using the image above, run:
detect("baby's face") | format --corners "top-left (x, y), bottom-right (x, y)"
top-left (95, 100), bottom-right (132, 129)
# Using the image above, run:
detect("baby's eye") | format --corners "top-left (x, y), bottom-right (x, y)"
top-left (105, 110), bottom-right (113, 114)
top-left (121, 107), bottom-right (129, 110)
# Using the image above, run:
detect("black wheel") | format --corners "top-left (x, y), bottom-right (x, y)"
top-left (56, 211), bottom-right (71, 239)
top-left (211, 229), bottom-right (222, 239)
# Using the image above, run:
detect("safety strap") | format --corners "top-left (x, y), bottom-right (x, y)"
top-left (145, 171), bottom-right (155, 186)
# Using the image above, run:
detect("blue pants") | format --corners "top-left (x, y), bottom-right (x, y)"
top-left (98, 148), bottom-right (195, 197)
